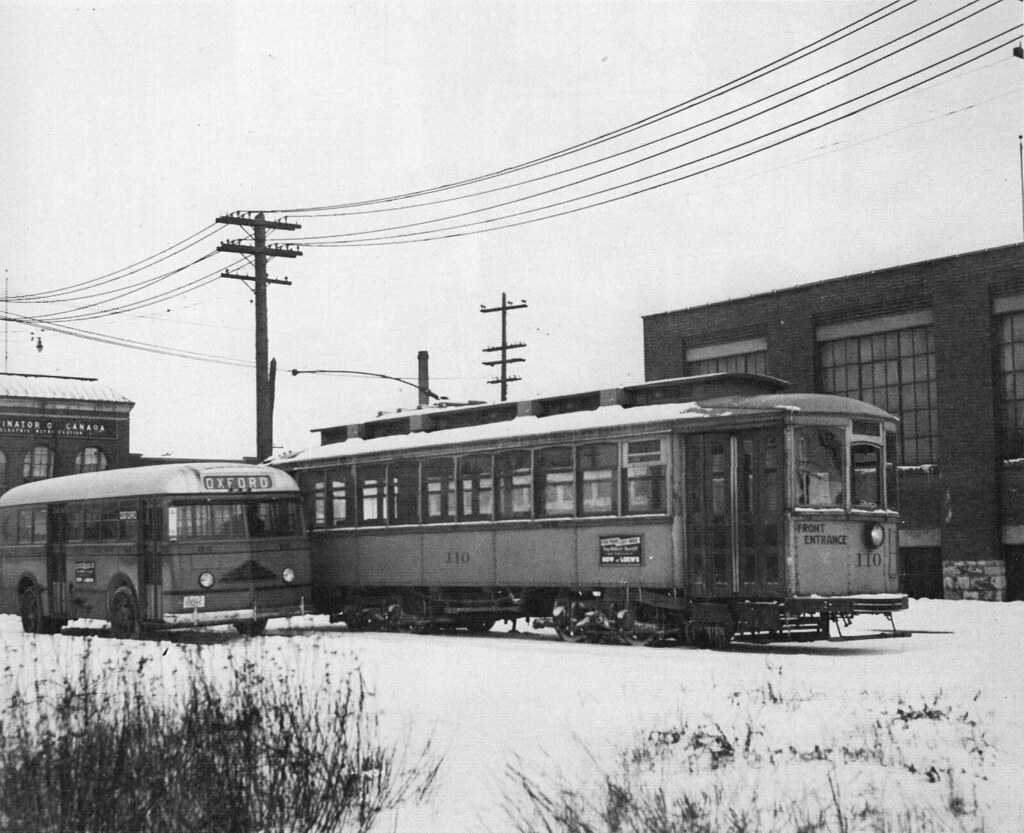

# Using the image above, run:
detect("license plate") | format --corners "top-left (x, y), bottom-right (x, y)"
top-left (182, 595), bottom-right (206, 609)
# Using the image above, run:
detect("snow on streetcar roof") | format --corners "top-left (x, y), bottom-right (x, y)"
top-left (275, 392), bottom-right (895, 467)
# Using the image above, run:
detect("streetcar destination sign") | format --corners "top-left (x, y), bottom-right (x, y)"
top-left (201, 474), bottom-right (274, 491)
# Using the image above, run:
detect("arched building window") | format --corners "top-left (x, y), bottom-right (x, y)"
top-left (75, 447), bottom-right (108, 473)
top-left (0, 449), bottom-right (7, 492)
top-left (23, 445), bottom-right (54, 481)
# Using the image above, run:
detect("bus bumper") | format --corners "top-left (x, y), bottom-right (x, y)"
top-left (162, 598), bottom-right (307, 627)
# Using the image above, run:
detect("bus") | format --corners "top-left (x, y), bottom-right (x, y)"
top-left (0, 463), bottom-right (311, 637)
top-left (274, 374), bottom-right (907, 646)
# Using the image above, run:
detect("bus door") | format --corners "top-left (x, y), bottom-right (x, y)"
top-left (685, 434), bottom-right (734, 598)
top-left (46, 505), bottom-right (68, 618)
top-left (139, 501), bottom-right (163, 621)
top-left (735, 431), bottom-right (784, 599)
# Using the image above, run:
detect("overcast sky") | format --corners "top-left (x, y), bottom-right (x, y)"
top-left (2, 0), bottom-right (1021, 459)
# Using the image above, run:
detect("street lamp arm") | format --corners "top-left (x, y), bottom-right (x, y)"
top-left (290, 368), bottom-right (446, 401)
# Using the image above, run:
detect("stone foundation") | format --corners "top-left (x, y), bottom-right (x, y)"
top-left (942, 560), bottom-right (1007, 601)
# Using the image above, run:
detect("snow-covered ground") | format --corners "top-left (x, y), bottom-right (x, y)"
top-left (2, 600), bottom-right (1021, 832)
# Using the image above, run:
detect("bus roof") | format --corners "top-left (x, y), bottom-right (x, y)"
top-left (0, 463), bottom-right (299, 507)
top-left (273, 392), bottom-right (897, 469)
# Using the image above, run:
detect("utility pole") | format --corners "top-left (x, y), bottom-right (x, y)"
top-left (216, 211), bottom-right (301, 461)
top-left (481, 292), bottom-right (527, 401)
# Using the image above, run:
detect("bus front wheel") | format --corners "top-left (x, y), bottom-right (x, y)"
top-left (19, 586), bottom-right (44, 634)
top-left (234, 619), bottom-right (268, 637)
top-left (109, 586), bottom-right (142, 639)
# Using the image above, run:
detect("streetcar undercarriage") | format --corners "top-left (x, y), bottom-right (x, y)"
top-left (322, 585), bottom-right (909, 647)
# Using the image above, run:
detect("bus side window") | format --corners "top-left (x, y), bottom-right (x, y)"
top-left (66, 505), bottom-right (84, 542)
top-left (84, 505), bottom-right (103, 542)
top-left (0, 509), bottom-right (13, 545)
top-left (17, 508), bottom-right (32, 544)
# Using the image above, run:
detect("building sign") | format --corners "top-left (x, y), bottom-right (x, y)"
top-left (0, 415), bottom-right (118, 439)
top-left (201, 474), bottom-right (274, 491)
top-left (600, 535), bottom-right (643, 565)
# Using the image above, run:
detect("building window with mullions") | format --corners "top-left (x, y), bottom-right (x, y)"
top-left (75, 447), bottom-right (107, 473)
top-left (23, 445), bottom-right (54, 481)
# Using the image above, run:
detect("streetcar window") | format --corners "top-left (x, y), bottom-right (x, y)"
top-left (496, 450), bottom-right (532, 519)
top-left (578, 443), bottom-right (618, 515)
top-left (536, 447), bottom-right (575, 517)
top-left (851, 443), bottom-right (881, 510)
top-left (101, 504), bottom-right (120, 540)
top-left (389, 463), bottom-right (419, 525)
top-left (247, 500), bottom-right (304, 537)
top-left (359, 466), bottom-right (387, 525)
top-left (423, 459), bottom-right (457, 523)
top-left (624, 439), bottom-right (666, 515)
top-left (459, 454), bottom-right (493, 520)
top-left (796, 427), bottom-right (845, 507)
top-left (330, 469), bottom-right (354, 527)
top-left (310, 472), bottom-right (327, 527)
top-left (885, 430), bottom-right (899, 512)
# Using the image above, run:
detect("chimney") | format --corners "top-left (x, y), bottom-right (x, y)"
top-left (417, 351), bottom-right (430, 406)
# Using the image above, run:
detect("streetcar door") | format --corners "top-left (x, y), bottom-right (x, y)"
top-left (735, 431), bottom-right (784, 599)
top-left (45, 505), bottom-right (67, 617)
top-left (685, 435), bottom-right (734, 598)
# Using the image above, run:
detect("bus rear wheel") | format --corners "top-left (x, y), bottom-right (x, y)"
top-left (109, 586), bottom-right (142, 639)
top-left (234, 619), bottom-right (268, 637)
top-left (19, 586), bottom-right (44, 634)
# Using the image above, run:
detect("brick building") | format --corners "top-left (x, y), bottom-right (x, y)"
top-left (0, 373), bottom-right (134, 493)
top-left (643, 242), bottom-right (1024, 601)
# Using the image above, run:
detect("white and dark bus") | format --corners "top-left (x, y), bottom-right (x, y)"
top-left (0, 463), bottom-right (310, 637)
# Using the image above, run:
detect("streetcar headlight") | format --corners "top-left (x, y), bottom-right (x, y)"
top-left (282, 568), bottom-right (295, 583)
top-left (199, 571), bottom-right (215, 588)
top-left (864, 523), bottom-right (885, 549)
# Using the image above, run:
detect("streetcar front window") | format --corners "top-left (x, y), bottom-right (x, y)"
top-left (795, 427), bottom-right (845, 507)
top-left (851, 443), bottom-right (882, 509)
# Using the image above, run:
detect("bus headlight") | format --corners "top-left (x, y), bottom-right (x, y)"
top-left (864, 523), bottom-right (885, 549)
top-left (199, 571), bottom-right (215, 588)
top-left (282, 568), bottom-right (295, 583)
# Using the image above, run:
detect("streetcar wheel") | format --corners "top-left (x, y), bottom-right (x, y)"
top-left (108, 586), bottom-right (142, 639)
top-left (19, 586), bottom-right (44, 634)
top-left (616, 609), bottom-right (659, 647)
top-left (234, 619), bottom-right (268, 637)
top-left (467, 618), bottom-right (496, 634)
top-left (552, 597), bottom-right (588, 643)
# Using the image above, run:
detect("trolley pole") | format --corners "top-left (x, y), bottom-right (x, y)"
top-left (481, 292), bottom-right (527, 401)
top-left (216, 212), bottom-right (302, 461)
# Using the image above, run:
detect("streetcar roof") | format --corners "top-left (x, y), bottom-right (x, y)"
top-left (0, 463), bottom-right (299, 507)
top-left (274, 392), bottom-right (896, 468)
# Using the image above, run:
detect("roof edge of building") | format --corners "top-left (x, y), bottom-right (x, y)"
top-left (642, 241), bottom-right (1024, 321)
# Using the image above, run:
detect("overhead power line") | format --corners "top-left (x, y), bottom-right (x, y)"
top-left (293, 0), bottom-right (1000, 221)
top-left (262, 0), bottom-right (916, 215)
top-left (294, 28), bottom-right (1020, 247)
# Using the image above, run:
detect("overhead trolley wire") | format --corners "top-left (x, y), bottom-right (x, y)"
top-left (20, 256), bottom-right (246, 323)
top-left (3, 310), bottom-right (254, 369)
top-left (298, 30), bottom-right (1020, 247)
top-left (290, 3), bottom-right (1009, 244)
top-left (9, 223), bottom-right (225, 303)
top-left (296, 0), bottom-right (999, 221)
top-left (263, 0), bottom-right (915, 215)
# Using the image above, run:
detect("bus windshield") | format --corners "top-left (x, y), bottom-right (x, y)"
top-left (171, 500), bottom-right (304, 540)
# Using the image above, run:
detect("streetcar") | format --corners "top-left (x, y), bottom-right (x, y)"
top-left (0, 463), bottom-right (311, 637)
top-left (274, 373), bottom-right (907, 646)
